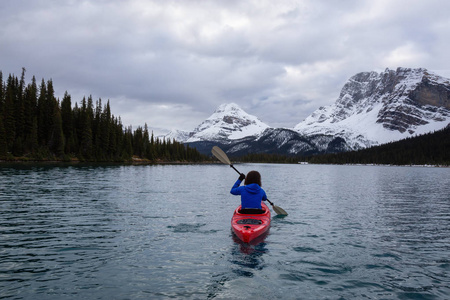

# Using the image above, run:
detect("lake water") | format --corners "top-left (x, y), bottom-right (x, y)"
top-left (1, 163), bottom-right (449, 299)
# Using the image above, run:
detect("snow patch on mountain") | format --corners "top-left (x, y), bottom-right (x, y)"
top-left (163, 129), bottom-right (191, 142)
top-left (166, 103), bottom-right (270, 143)
top-left (294, 68), bottom-right (450, 148)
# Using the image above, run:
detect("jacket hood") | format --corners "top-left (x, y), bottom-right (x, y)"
top-left (245, 183), bottom-right (262, 194)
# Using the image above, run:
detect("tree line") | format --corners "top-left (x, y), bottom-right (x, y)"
top-left (307, 126), bottom-right (450, 166)
top-left (232, 126), bottom-right (449, 166)
top-left (236, 152), bottom-right (299, 164)
top-left (0, 68), bottom-right (206, 162)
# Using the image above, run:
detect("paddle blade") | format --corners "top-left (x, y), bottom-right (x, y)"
top-left (266, 199), bottom-right (288, 216)
top-left (272, 204), bottom-right (288, 216)
top-left (211, 146), bottom-right (231, 165)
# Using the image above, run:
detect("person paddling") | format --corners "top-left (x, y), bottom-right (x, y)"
top-left (230, 170), bottom-right (268, 213)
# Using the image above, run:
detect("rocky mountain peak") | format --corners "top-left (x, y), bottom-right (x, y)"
top-left (202, 103), bottom-right (256, 129)
top-left (214, 102), bottom-right (244, 114)
top-left (295, 67), bottom-right (450, 146)
top-left (169, 103), bottom-right (270, 143)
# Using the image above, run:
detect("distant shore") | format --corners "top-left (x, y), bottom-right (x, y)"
top-left (1, 157), bottom-right (447, 167)
top-left (0, 155), bottom-right (213, 165)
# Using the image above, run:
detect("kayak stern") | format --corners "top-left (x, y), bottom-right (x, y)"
top-left (231, 202), bottom-right (271, 243)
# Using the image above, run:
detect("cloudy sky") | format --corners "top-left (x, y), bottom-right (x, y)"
top-left (2, 0), bottom-right (450, 135)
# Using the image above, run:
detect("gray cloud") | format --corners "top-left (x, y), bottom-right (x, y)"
top-left (1, 0), bottom-right (450, 134)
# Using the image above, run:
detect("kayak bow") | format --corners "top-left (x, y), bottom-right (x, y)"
top-left (231, 202), bottom-right (271, 243)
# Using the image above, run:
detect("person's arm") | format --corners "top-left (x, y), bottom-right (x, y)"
top-left (262, 190), bottom-right (268, 201)
top-left (230, 173), bottom-right (245, 195)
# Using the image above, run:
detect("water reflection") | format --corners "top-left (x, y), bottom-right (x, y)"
top-left (205, 233), bottom-right (270, 299)
top-left (2, 163), bottom-right (449, 299)
top-left (229, 232), bottom-right (269, 277)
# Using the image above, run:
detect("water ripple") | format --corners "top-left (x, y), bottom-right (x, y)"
top-left (1, 163), bottom-right (449, 299)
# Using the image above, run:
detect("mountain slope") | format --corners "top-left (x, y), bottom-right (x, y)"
top-left (166, 103), bottom-right (269, 143)
top-left (168, 103), bottom-right (350, 155)
top-left (294, 68), bottom-right (450, 148)
top-left (168, 68), bottom-right (449, 156)
top-left (187, 128), bottom-right (350, 156)
top-left (188, 103), bottom-right (269, 142)
top-left (308, 124), bottom-right (450, 165)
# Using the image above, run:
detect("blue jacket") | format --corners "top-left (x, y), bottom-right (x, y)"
top-left (230, 179), bottom-right (267, 209)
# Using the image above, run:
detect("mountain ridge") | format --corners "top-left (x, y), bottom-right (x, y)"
top-left (166, 103), bottom-right (269, 143)
top-left (294, 67), bottom-right (450, 148)
top-left (166, 67), bottom-right (450, 156)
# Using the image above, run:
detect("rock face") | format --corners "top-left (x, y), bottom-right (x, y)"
top-left (376, 69), bottom-right (450, 133)
top-left (294, 67), bottom-right (450, 148)
top-left (168, 68), bottom-right (450, 156)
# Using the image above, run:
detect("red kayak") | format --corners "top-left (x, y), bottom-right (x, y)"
top-left (231, 202), bottom-right (271, 243)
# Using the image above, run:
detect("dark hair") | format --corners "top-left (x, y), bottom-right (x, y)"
top-left (244, 170), bottom-right (262, 186)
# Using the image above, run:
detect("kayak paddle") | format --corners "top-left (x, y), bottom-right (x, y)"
top-left (211, 146), bottom-right (288, 216)
top-left (265, 199), bottom-right (288, 216)
top-left (211, 146), bottom-right (241, 175)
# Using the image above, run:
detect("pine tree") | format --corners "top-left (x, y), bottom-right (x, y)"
top-left (0, 71), bottom-right (3, 114)
top-left (108, 114), bottom-right (117, 159)
top-left (49, 101), bottom-right (65, 157)
top-left (23, 76), bottom-right (38, 153)
top-left (0, 115), bottom-right (7, 158)
top-left (15, 68), bottom-right (26, 140)
top-left (123, 125), bottom-right (133, 159)
top-left (132, 126), bottom-right (142, 157)
top-left (143, 123), bottom-right (150, 159)
top-left (79, 97), bottom-right (93, 159)
top-left (61, 91), bottom-right (74, 153)
top-left (113, 116), bottom-right (123, 159)
top-left (37, 78), bottom-right (48, 146)
top-left (99, 100), bottom-right (111, 159)
top-left (23, 78), bottom-right (37, 125)
top-left (3, 75), bottom-right (17, 151)
top-left (41, 79), bottom-right (61, 156)
top-left (147, 131), bottom-right (156, 160)
top-left (93, 98), bottom-right (102, 158)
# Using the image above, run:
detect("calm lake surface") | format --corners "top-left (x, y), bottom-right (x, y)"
top-left (1, 163), bottom-right (449, 299)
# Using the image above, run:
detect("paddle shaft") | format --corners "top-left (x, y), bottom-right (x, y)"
top-left (229, 164), bottom-right (241, 175)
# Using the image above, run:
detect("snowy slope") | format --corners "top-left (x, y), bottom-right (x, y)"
top-left (164, 129), bottom-right (191, 142)
top-left (167, 103), bottom-right (270, 143)
top-left (294, 68), bottom-right (450, 149)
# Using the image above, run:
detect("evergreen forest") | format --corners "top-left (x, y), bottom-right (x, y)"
top-left (0, 69), bottom-right (206, 162)
top-left (307, 126), bottom-right (450, 166)
top-left (236, 126), bottom-right (449, 166)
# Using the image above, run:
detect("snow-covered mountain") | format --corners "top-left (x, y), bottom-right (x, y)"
top-left (167, 103), bottom-right (270, 143)
top-left (294, 67), bottom-right (450, 149)
top-left (167, 67), bottom-right (449, 156)
top-left (164, 129), bottom-right (191, 142)
top-left (169, 102), bottom-right (350, 155)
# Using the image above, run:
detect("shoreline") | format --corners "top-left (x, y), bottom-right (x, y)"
top-left (0, 160), bottom-right (215, 165)
top-left (0, 156), bottom-right (214, 165)
top-left (1, 159), bottom-right (447, 168)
